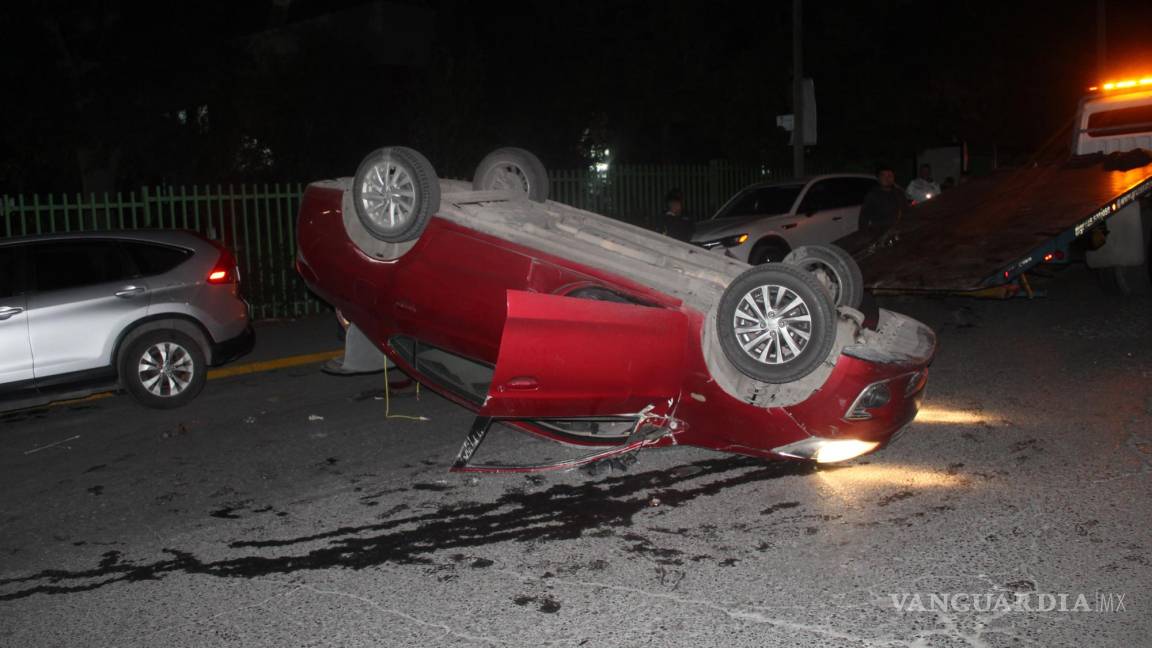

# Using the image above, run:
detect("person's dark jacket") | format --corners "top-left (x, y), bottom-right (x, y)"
top-left (858, 186), bottom-right (907, 234)
top-left (662, 211), bottom-right (694, 242)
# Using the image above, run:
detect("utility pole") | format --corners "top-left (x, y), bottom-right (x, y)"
top-left (792, 0), bottom-right (804, 178)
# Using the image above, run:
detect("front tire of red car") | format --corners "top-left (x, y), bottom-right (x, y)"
top-left (716, 264), bottom-right (837, 384)
top-left (352, 146), bottom-right (440, 243)
top-left (472, 147), bottom-right (550, 202)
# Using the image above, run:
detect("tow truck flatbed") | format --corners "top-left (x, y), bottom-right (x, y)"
top-left (861, 155), bottom-right (1152, 293)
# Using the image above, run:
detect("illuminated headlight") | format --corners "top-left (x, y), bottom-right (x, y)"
top-left (698, 233), bottom-right (749, 249)
top-left (843, 381), bottom-right (891, 421)
top-left (772, 437), bottom-right (880, 463)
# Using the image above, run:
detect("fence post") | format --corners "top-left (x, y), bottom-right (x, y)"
top-left (141, 186), bottom-right (151, 228)
top-left (28, 195), bottom-right (37, 235)
top-left (705, 159), bottom-right (714, 214)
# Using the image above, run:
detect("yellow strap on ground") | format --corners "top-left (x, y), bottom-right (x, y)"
top-left (206, 350), bottom-right (342, 380)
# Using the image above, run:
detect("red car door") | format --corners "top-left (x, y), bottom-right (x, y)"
top-left (480, 290), bottom-right (688, 419)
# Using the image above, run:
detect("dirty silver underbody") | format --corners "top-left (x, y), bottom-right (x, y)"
top-left (329, 178), bottom-right (921, 408)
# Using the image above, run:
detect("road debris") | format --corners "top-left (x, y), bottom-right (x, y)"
top-left (308, 414), bottom-right (325, 421)
top-left (24, 435), bottom-right (80, 455)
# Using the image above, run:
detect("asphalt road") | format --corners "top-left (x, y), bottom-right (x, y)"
top-left (1, 265), bottom-right (1150, 647)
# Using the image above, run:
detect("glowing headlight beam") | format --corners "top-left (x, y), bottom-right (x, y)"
top-left (914, 406), bottom-right (1007, 426)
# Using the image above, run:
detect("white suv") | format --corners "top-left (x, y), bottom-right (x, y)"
top-left (691, 174), bottom-right (877, 263)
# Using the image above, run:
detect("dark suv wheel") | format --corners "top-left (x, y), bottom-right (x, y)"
top-left (120, 330), bottom-right (207, 409)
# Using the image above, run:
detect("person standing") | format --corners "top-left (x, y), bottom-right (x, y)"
top-left (859, 167), bottom-right (908, 235)
top-left (833, 167), bottom-right (907, 256)
top-left (905, 163), bottom-right (941, 203)
top-left (660, 188), bottom-right (693, 242)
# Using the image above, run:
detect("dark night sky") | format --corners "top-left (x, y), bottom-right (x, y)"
top-left (2, 0), bottom-right (1151, 193)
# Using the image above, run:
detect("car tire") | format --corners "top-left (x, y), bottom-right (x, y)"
top-left (472, 147), bottom-right (550, 202)
top-left (352, 146), bottom-right (440, 242)
top-left (783, 244), bottom-right (864, 309)
top-left (120, 330), bottom-right (207, 409)
top-left (749, 239), bottom-right (790, 264)
top-left (716, 263), bottom-right (837, 384)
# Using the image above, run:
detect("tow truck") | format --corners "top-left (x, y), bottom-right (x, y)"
top-left (862, 76), bottom-right (1152, 296)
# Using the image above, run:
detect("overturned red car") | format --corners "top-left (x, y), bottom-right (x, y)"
top-left (296, 146), bottom-right (935, 472)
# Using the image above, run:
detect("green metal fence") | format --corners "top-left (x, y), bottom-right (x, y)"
top-left (0, 184), bottom-right (317, 320)
top-left (1, 163), bottom-right (765, 319)
top-left (551, 162), bottom-right (766, 230)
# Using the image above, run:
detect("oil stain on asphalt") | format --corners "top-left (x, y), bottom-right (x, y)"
top-left (0, 456), bottom-right (814, 601)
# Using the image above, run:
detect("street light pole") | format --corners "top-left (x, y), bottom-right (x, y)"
top-left (792, 0), bottom-right (804, 178)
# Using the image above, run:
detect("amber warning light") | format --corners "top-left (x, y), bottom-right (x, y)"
top-left (1089, 77), bottom-right (1152, 92)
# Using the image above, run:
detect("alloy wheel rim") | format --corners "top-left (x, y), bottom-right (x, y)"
top-left (138, 342), bottom-right (195, 397)
top-left (803, 260), bottom-right (842, 304)
top-left (732, 284), bottom-right (813, 365)
top-left (488, 164), bottom-right (530, 193)
top-left (359, 157), bottom-right (417, 232)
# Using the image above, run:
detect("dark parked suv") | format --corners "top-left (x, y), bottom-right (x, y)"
top-left (0, 231), bottom-right (253, 410)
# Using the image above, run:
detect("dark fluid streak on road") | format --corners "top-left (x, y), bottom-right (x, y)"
top-left (0, 457), bottom-right (814, 601)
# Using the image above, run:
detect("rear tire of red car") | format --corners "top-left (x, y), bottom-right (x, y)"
top-left (120, 330), bottom-right (207, 409)
top-left (716, 264), bottom-right (837, 384)
top-left (783, 244), bottom-right (864, 309)
top-left (352, 146), bottom-right (441, 242)
top-left (472, 147), bottom-right (550, 202)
